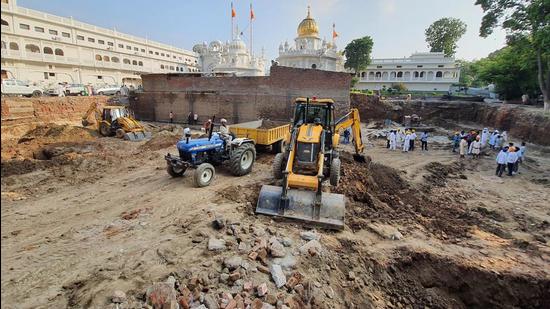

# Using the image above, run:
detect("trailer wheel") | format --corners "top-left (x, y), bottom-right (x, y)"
top-left (194, 163), bottom-right (215, 187)
top-left (272, 152), bottom-right (285, 179)
top-left (329, 158), bottom-right (341, 186)
top-left (272, 139), bottom-right (285, 153)
top-left (229, 143), bottom-right (256, 176)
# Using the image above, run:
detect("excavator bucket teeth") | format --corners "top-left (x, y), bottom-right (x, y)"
top-left (256, 185), bottom-right (345, 230)
top-left (124, 132), bottom-right (149, 141)
top-left (353, 154), bottom-right (366, 163)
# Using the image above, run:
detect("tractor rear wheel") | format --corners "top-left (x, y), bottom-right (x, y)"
top-left (167, 164), bottom-right (185, 177)
top-left (272, 152), bottom-right (285, 179)
top-left (194, 163), bottom-right (215, 187)
top-left (229, 143), bottom-right (256, 176)
top-left (329, 158), bottom-right (341, 186)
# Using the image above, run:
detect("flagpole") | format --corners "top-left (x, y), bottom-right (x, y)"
top-left (250, 3), bottom-right (253, 57)
top-left (231, 2), bottom-right (234, 40)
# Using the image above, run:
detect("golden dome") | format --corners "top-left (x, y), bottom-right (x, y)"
top-left (297, 6), bottom-right (319, 37)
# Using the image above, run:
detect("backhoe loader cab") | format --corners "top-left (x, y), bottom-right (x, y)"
top-left (256, 97), bottom-right (365, 230)
top-left (82, 103), bottom-right (151, 141)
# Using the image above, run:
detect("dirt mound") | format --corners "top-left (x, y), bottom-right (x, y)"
top-left (258, 120), bottom-right (287, 129)
top-left (139, 131), bottom-right (180, 151)
top-left (423, 161), bottom-right (467, 188)
top-left (216, 183), bottom-right (262, 206)
top-left (334, 154), bottom-right (478, 238)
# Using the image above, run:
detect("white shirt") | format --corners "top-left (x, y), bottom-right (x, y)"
top-left (496, 151), bottom-right (507, 164)
top-left (506, 151), bottom-right (518, 164)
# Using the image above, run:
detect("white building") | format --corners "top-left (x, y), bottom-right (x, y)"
top-left (276, 6), bottom-right (344, 72)
top-left (355, 52), bottom-right (460, 92)
top-left (193, 35), bottom-right (266, 76)
top-left (0, 0), bottom-right (200, 88)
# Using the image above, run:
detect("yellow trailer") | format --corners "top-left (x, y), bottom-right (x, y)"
top-left (229, 120), bottom-right (290, 153)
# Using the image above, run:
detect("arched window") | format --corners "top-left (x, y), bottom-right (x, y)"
top-left (361, 72), bottom-right (365, 78)
top-left (443, 71), bottom-right (451, 79)
top-left (43, 47), bottom-right (53, 54)
top-left (368, 72), bottom-right (374, 79)
top-left (1, 19), bottom-right (8, 26)
top-left (103, 55), bottom-right (110, 62)
top-left (382, 72), bottom-right (388, 80)
top-left (390, 72), bottom-right (396, 79)
top-left (9, 42), bottom-right (18, 50)
top-left (427, 71), bottom-right (434, 80)
top-left (132, 60), bottom-right (137, 65)
top-left (436, 71), bottom-right (443, 78)
top-left (169, 66), bottom-right (174, 70)
top-left (160, 64), bottom-right (165, 69)
top-left (404, 71), bottom-right (411, 80)
top-left (138, 61), bottom-right (143, 66)
top-left (397, 71), bottom-right (403, 78)
top-left (111, 57), bottom-right (120, 63)
top-left (25, 44), bottom-right (40, 53)
top-left (375, 72), bottom-right (381, 78)
top-left (420, 71), bottom-right (425, 78)
top-left (123, 58), bottom-right (130, 64)
top-left (1, 41), bottom-right (6, 49)
top-left (413, 71), bottom-right (419, 78)
top-left (95, 54), bottom-right (102, 61)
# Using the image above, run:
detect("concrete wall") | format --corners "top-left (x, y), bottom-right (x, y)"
top-left (132, 65), bottom-right (352, 124)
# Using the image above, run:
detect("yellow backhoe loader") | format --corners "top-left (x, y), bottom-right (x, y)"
top-left (256, 97), bottom-right (365, 230)
top-left (82, 101), bottom-right (151, 141)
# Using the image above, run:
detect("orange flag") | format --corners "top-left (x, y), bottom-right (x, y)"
top-left (250, 3), bottom-right (255, 20)
top-left (332, 23), bottom-right (339, 39)
top-left (231, 2), bottom-right (236, 18)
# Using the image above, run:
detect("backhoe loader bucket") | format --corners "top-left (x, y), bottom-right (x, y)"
top-left (256, 185), bottom-right (345, 230)
top-left (123, 131), bottom-right (152, 141)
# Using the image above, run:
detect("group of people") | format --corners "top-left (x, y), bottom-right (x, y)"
top-left (386, 129), bottom-right (430, 152)
top-left (451, 128), bottom-right (527, 177)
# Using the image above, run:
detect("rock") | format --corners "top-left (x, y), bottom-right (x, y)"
top-left (257, 248), bottom-right (268, 264)
top-left (281, 237), bottom-right (293, 247)
top-left (220, 273), bottom-right (230, 283)
top-left (285, 272), bottom-right (303, 289)
top-left (238, 242), bottom-right (249, 252)
top-left (270, 264), bottom-right (286, 288)
top-left (213, 217), bottom-right (225, 230)
top-left (248, 251), bottom-right (258, 260)
top-left (269, 237), bottom-right (286, 258)
top-left (243, 281), bottom-right (253, 291)
top-left (265, 293), bottom-right (277, 305)
top-left (257, 282), bottom-right (268, 297)
top-left (369, 223), bottom-right (404, 240)
top-left (111, 290), bottom-right (127, 303)
top-left (195, 305), bottom-right (208, 309)
top-left (261, 303), bottom-right (275, 309)
top-left (391, 231), bottom-right (403, 240)
top-left (240, 260), bottom-right (250, 270)
top-left (272, 254), bottom-right (297, 270)
top-left (146, 282), bottom-right (178, 309)
top-left (229, 272), bottom-right (241, 282)
top-left (257, 265), bottom-right (270, 274)
top-left (203, 294), bottom-right (219, 309)
top-left (208, 238), bottom-right (226, 251)
top-left (298, 240), bottom-right (322, 256)
top-left (226, 299), bottom-right (237, 309)
top-left (224, 256), bottom-right (243, 270)
top-left (300, 231), bottom-right (319, 241)
top-left (348, 271), bottom-right (356, 281)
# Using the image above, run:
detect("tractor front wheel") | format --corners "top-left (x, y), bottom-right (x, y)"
top-left (99, 122), bottom-right (111, 137)
top-left (194, 163), bottom-right (215, 187)
top-left (229, 143), bottom-right (256, 176)
top-left (167, 164), bottom-right (185, 177)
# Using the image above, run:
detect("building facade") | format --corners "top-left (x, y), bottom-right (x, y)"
top-left (0, 0), bottom-right (200, 88)
top-left (355, 52), bottom-right (460, 92)
top-left (276, 7), bottom-right (344, 72)
top-left (193, 35), bottom-right (266, 76)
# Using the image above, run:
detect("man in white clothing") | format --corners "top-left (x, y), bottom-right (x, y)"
top-left (403, 131), bottom-right (411, 152)
top-left (389, 130), bottom-right (397, 150)
top-left (495, 147), bottom-right (508, 177)
top-left (480, 128), bottom-right (489, 146)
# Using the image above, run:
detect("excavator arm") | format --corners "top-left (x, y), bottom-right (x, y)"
top-left (82, 101), bottom-right (101, 127)
top-left (335, 108), bottom-right (365, 155)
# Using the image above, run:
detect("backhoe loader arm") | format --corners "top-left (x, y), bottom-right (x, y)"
top-left (335, 108), bottom-right (364, 155)
top-left (82, 101), bottom-right (101, 127)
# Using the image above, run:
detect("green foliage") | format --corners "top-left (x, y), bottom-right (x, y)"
top-left (456, 59), bottom-right (484, 88)
top-left (344, 36), bottom-right (374, 73)
top-left (350, 77), bottom-right (359, 88)
top-left (475, 0), bottom-right (550, 107)
top-left (425, 17), bottom-right (467, 57)
top-left (475, 43), bottom-right (539, 99)
top-left (392, 83), bottom-right (408, 92)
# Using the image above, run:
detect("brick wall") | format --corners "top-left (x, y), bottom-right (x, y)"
top-left (132, 65), bottom-right (351, 124)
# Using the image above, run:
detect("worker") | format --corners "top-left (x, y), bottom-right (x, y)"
top-left (396, 129), bottom-right (404, 149)
top-left (386, 131), bottom-right (391, 148)
top-left (403, 131), bottom-right (411, 152)
top-left (410, 129), bottom-right (417, 151)
top-left (495, 146), bottom-right (508, 177)
top-left (459, 136), bottom-right (468, 159)
top-left (204, 119), bottom-right (212, 134)
top-left (193, 113), bottom-right (199, 125)
top-left (219, 118), bottom-right (229, 135)
top-left (187, 112), bottom-right (193, 125)
top-left (516, 141), bottom-right (526, 173)
top-left (169, 111), bottom-right (174, 124)
top-left (495, 134), bottom-right (504, 150)
top-left (120, 84), bottom-right (129, 97)
top-left (420, 131), bottom-right (429, 151)
top-left (470, 136), bottom-right (482, 159)
top-left (57, 83), bottom-right (66, 97)
top-left (183, 127), bottom-right (191, 138)
top-left (480, 128), bottom-right (489, 146)
top-left (389, 130), bottom-right (397, 150)
top-left (501, 131), bottom-right (508, 144)
top-left (506, 146), bottom-right (519, 176)
top-left (489, 130), bottom-right (498, 149)
top-left (343, 128), bottom-right (351, 144)
top-left (452, 132), bottom-right (460, 152)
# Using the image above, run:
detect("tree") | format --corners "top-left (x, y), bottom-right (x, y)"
top-left (425, 18), bottom-right (467, 57)
top-left (343, 36), bottom-right (374, 74)
top-left (476, 0), bottom-right (550, 111)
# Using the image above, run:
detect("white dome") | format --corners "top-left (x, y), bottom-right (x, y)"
top-left (229, 37), bottom-right (247, 52)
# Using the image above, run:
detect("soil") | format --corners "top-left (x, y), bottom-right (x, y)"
top-left (258, 120), bottom-right (288, 129)
top-left (1, 104), bottom-right (549, 308)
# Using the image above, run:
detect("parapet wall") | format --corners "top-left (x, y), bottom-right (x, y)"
top-left (132, 65), bottom-right (352, 124)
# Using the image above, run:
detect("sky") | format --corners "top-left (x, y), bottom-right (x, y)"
top-left (18, 0), bottom-right (507, 62)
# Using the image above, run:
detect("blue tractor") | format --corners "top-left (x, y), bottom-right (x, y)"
top-left (164, 125), bottom-right (256, 187)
